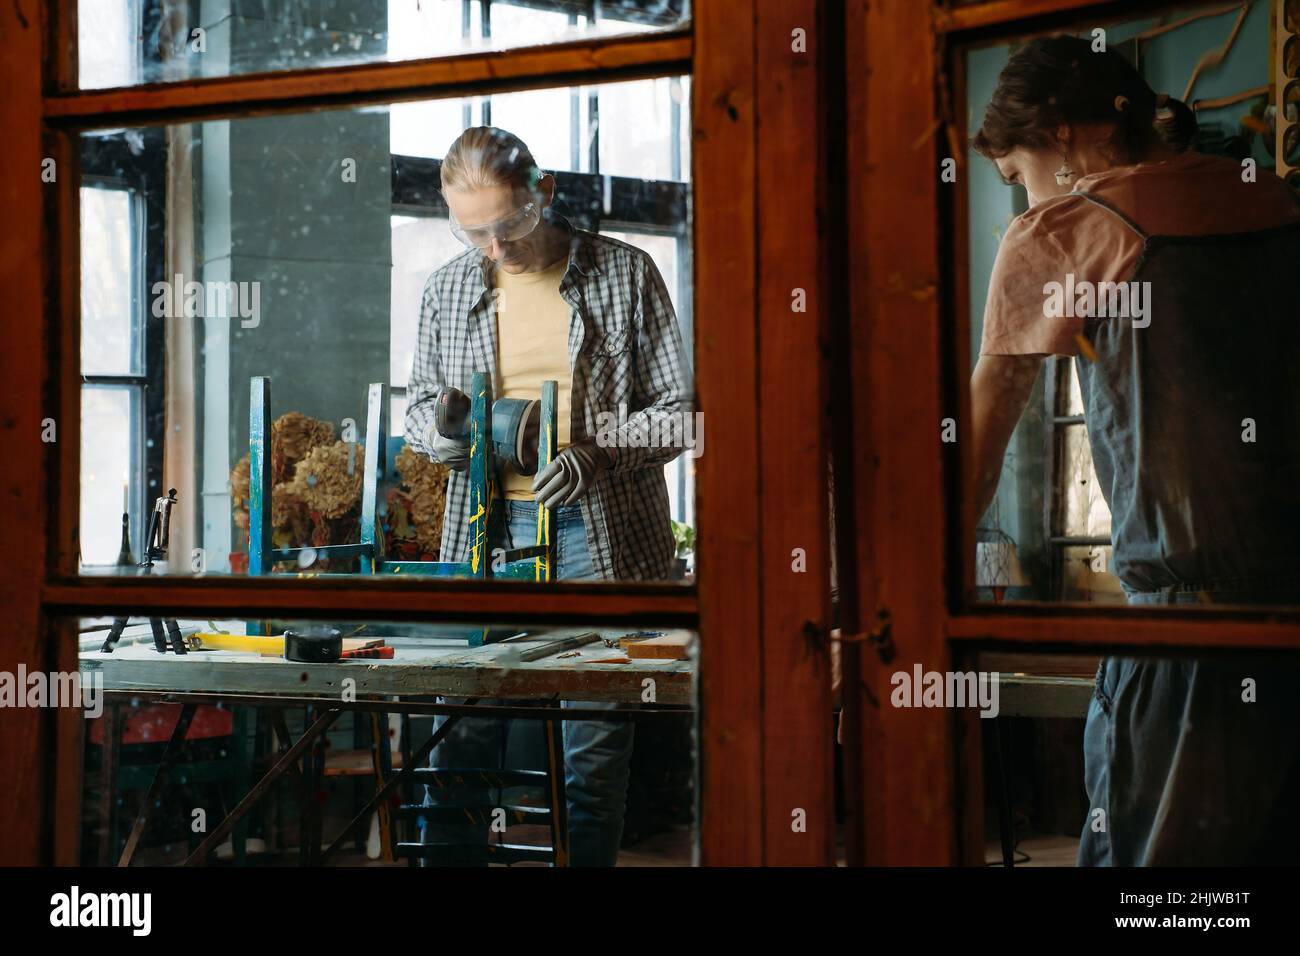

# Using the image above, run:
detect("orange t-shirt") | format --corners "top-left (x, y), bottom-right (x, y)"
top-left (979, 152), bottom-right (1300, 357)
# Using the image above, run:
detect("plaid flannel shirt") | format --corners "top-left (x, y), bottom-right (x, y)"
top-left (403, 220), bottom-right (692, 581)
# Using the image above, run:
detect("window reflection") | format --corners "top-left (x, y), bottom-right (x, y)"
top-left (78, 80), bottom-right (695, 581)
top-left (76, 0), bottom-right (689, 90)
top-left (966, 4), bottom-right (1294, 607)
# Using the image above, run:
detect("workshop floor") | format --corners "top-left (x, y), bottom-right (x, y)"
top-left (318, 822), bottom-right (694, 867)
top-left (984, 833), bottom-right (1080, 867)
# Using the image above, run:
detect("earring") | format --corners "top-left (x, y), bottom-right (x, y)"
top-left (1054, 160), bottom-right (1075, 186)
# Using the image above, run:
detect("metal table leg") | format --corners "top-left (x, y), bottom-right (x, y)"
top-left (97, 702), bottom-right (121, 867)
top-left (183, 707), bottom-right (341, 866)
top-left (118, 703), bottom-right (197, 866)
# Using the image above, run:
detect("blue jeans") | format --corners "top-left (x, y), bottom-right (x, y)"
top-left (422, 500), bottom-right (635, 866)
top-left (1078, 584), bottom-right (1300, 866)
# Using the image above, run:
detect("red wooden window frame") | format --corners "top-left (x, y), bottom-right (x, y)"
top-left (0, 0), bottom-right (837, 866)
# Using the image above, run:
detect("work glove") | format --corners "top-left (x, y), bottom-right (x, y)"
top-left (426, 426), bottom-right (471, 472)
top-left (532, 438), bottom-right (612, 509)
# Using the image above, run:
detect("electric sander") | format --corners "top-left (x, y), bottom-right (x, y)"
top-left (434, 385), bottom-right (540, 474)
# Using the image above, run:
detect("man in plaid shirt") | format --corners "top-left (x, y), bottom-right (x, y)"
top-left (403, 219), bottom-right (691, 581)
top-left (403, 127), bottom-right (691, 865)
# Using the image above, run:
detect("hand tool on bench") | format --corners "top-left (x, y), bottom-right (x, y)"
top-left (100, 489), bottom-right (188, 655)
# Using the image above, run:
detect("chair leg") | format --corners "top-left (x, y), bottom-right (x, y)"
top-left (98, 703), bottom-right (121, 866)
top-left (991, 716), bottom-right (1015, 867)
top-left (118, 703), bottom-right (197, 867)
top-left (544, 709), bottom-right (569, 867)
top-left (370, 712), bottom-right (394, 862)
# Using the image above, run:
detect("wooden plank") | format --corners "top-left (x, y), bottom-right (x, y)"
top-left (46, 119), bottom-right (86, 865)
top-left (43, 0), bottom-right (78, 94)
top-left (44, 32), bottom-right (693, 128)
top-left (825, 0), bottom-right (868, 867)
top-left (838, 0), bottom-right (882, 867)
top-left (47, 117), bottom-right (81, 581)
top-left (934, 0), bottom-right (1124, 34)
top-left (0, 0), bottom-right (50, 866)
top-left (624, 633), bottom-right (693, 660)
top-left (848, 0), bottom-right (954, 864)
top-left (756, 0), bottom-right (836, 866)
top-left (42, 578), bottom-right (697, 627)
top-left (933, 0), bottom-right (1201, 38)
top-left (948, 612), bottom-right (1300, 650)
top-left (945, 38), bottom-right (984, 869)
top-left (694, 0), bottom-right (764, 866)
top-left (82, 655), bottom-right (695, 706)
top-left (948, 39), bottom-right (977, 611)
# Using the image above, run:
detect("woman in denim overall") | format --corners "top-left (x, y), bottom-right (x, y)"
top-left (969, 35), bottom-right (1300, 865)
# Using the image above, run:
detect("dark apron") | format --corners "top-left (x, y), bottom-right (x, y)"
top-left (1071, 193), bottom-right (1300, 865)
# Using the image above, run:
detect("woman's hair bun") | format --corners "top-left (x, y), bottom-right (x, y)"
top-left (973, 35), bottom-right (1199, 162)
top-left (1154, 94), bottom-right (1198, 153)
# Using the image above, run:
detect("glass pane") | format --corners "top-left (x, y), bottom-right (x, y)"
top-left (390, 214), bottom-right (463, 388)
top-left (74, 0), bottom-right (689, 90)
top-left (1064, 361), bottom-right (1084, 417)
top-left (81, 186), bottom-right (139, 376)
top-left (970, 646), bottom-right (1300, 865)
top-left (1058, 545), bottom-right (1124, 603)
top-left (964, 3), bottom-right (1298, 608)
top-left (604, 228), bottom-right (692, 530)
top-left (80, 386), bottom-right (138, 566)
top-left (74, 613), bottom-right (698, 867)
top-left (1059, 425), bottom-right (1109, 539)
top-left (599, 76), bottom-right (689, 180)
top-left (80, 79), bottom-right (695, 585)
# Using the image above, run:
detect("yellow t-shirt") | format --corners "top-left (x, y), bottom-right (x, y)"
top-left (494, 259), bottom-right (573, 500)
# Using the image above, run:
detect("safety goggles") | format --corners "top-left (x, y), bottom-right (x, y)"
top-left (449, 200), bottom-right (542, 249)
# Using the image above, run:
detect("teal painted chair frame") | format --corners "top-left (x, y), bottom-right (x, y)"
top-left (247, 372), bottom-right (559, 644)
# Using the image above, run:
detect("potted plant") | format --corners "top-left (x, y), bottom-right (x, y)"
top-left (671, 520), bottom-right (695, 580)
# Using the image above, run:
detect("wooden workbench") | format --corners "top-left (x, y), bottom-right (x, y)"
top-left (79, 623), bottom-right (696, 867)
top-left (80, 625), bottom-right (695, 707)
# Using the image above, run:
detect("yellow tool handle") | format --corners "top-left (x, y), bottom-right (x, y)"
top-left (192, 632), bottom-right (285, 655)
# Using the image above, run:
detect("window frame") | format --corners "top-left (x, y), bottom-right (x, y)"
top-left (1043, 356), bottom-right (1115, 601)
top-left (3, 0), bottom-right (837, 867)
top-left (79, 129), bottom-right (167, 566)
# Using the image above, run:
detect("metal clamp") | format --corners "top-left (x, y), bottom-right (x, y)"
top-left (817, 608), bottom-right (895, 664)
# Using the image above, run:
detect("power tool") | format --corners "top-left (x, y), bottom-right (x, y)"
top-left (434, 385), bottom-right (540, 475)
